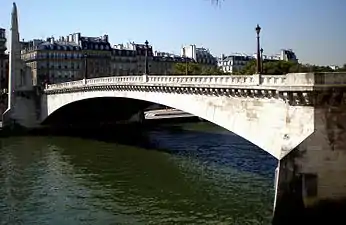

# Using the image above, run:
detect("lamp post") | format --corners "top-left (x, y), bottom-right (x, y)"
top-left (84, 53), bottom-right (88, 80)
top-left (144, 40), bottom-right (149, 75)
top-left (185, 57), bottom-right (188, 75)
top-left (260, 48), bottom-right (264, 73)
top-left (255, 24), bottom-right (262, 74)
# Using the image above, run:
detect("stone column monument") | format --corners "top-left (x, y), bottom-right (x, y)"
top-left (2, 3), bottom-right (39, 129)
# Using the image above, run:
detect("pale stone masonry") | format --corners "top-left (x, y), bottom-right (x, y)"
top-left (5, 1), bottom-right (346, 223)
top-left (38, 72), bottom-right (346, 222)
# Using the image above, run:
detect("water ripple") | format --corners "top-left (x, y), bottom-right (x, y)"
top-left (0, 123), bottom-right (276, 224)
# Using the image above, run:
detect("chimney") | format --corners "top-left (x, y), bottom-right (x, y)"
top-left (75, 33), bottom-right (81, 44)
top-left (50, 37), bottom-right (54, 44)
top-left (66, 35), bottom-right (69, 42)
top-left (103, 34), bottom-right (108, 42)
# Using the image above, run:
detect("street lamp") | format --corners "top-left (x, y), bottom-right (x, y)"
top-left (260, 48), bottom-right (264, 73)
top-left (255, 24), bottom-right (262, 74)
top-left (84, 53), bottom-right (88, 80)
top-left (185, 57), bottom-right (188, 75)
top-left (144, 40), bottom-right (149, 75)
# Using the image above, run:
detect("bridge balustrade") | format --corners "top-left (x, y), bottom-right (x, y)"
top-left (45, 72), bottom-right (346, 92)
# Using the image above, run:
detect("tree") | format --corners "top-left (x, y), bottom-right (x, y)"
top-left (173, 63), bottom-right (227, 75)
top-left (337, 64), bottom-right (346, 72)
top-left (173, 62), bottom-right (202, 75)
top-left (237, 60), bottom-right (337, 75)
top-left (201, 66), bottom-right (228, 75)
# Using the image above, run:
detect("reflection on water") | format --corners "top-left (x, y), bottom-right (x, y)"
top-left (0, 122), bottom-right (276, 225)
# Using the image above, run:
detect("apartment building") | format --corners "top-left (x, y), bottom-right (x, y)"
top-left (0, 28), bottom-right (8, 90)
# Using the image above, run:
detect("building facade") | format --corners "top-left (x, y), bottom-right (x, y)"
top-left (0, 28), bottom-right (8, 90)
top-left (254, 49), bottom-right (298, 62)
top-left (219, 49), bottom-right (299, 74)
top-left (20, 32), bottom-right (113, 85)
top-left (181, 44), bottom-right (218, 69)
top-left (110, 41), bottom-right (154, 76)
top-left (218, 54), bottom-right (253, 74)
top-left (151, 51), bottom-right (193, 75)
top-left (111, 43), bottom-right (137, 75)
top-left (21, 38), bottom-right (84, 85)
top-left (78, 33), bottom-right (112, 78)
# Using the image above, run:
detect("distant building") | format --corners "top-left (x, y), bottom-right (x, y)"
top-left (218, 49), bottom-right (299, 74)
top-left (111, 43), bottom-right (137, 76)
top-left (111, 41), bottom-right (153, 75)
top-left (254, 49), bottom-right (298, 62)
top-left (21, 38), bottom-right (84, 85)
top-left (20, 32), bottom-right (112, 85)
top-left (78, 33), bottom-right (112, 78)
top-left (152, 51), bottom-right (193, 75)
top-left (0, 28), bottom-right (6, 53)
top-left (329, 65), bottom-right (339, 70)
top-left (218, 53), bottom-right (253, 74)
top-left (0, 28), bottom-right (8, 90)
top-left (181, 45), bottom-right (217, 68)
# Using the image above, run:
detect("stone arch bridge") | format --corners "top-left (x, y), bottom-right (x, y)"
top-left (42, 73), bottom-right (310, 160)
top-left (5, 72), bottom-right (346, 221)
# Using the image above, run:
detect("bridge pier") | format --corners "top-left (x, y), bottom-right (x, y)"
top-left (273, 103), bottom-right (346, 224)
top-left (2, 91), bottom-right (40, 130)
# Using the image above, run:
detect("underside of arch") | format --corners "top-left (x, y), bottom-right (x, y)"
top-left (43, 91), bottom-right (314, 159)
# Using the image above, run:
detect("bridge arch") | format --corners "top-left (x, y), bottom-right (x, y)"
top-left (42, 89), bottom-right (313, 160)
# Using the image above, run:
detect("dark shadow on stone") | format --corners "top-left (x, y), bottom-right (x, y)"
top-left (273, 176), bottom-right (346, 225)
top-left (302, 198), bottom-right (346, 224)
top-left (272, 175), bottom-right (305, 225)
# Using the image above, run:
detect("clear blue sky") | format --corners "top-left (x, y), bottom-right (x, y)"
top-left (0, 0), bottom-right (345, 66)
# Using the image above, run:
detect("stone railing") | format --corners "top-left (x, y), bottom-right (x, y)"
top-left (145, 75), bottom-right (261, 86)
top-left (261, 75), bottom-right (286, 86)
top-left (46, 74), bottom-right (273, 90)
top-left (45, 73), bottom-right (346, 92)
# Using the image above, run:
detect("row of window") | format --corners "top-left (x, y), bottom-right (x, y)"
top-left (196, 58), bottom-right (217, 65)
top-left (218, 60), bottom-right (248, 66)
top-left (81, 43), bottom-right (110, 51)
top-left (22, 52), bottom-right (85, 60)
top-left (221, 65), bottom-right (245, 72)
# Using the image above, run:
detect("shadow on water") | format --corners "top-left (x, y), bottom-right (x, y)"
top-left (0, 121), bottom-right (277, 224)
top-left (30, 121), bottom-right (277, 179)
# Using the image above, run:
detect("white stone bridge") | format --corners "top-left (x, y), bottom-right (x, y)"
top-left (43, 72), bottom-right (346, 219)
top-left (5, 2), bottom-right (346, 222)
top-left (5, 70), bottom-right (346, 221)
top-left (39, 73), bottom-right (341, 160)
top-left (40, 73), bottom-right (310, 160)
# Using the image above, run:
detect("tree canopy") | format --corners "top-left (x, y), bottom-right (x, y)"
top-left (234, 60), bottom-right (345, 75)
top-left (173, 62), bottom-right (227, 75)
top-left (172, 60), bottom-right (346, 76)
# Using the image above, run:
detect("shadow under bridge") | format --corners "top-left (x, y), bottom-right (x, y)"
top-left (42, 97), bottom-right (154, 128)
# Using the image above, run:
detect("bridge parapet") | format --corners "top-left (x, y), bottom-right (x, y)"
top-left (45, 72), bottom-right (346, 92)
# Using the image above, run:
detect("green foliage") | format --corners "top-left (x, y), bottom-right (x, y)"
top-left (173, 62), bottom-right (227, 75)
top-left (173, 60), bottom-right (346, 76)
top-left (336, 64), bottom-right (346, 72)
top-left (236, 60), bottom-right (340, 75)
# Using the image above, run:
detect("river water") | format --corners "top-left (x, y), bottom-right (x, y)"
top-left (0, 122), bottom-right (276, 225)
